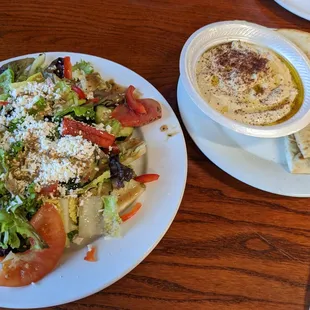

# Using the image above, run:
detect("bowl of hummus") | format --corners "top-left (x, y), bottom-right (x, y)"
top-left (180, 21), bottom-right (310, 138)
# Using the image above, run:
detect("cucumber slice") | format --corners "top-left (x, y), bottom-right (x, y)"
top-left (118, 126), bottom-right (134, 138)
top-left (95, 105), bottom-right (111, 123)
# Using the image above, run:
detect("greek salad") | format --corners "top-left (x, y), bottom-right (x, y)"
top-left (0, 54), bottom-right (161, 286)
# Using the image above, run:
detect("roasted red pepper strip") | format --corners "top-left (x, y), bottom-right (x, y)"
top-left (0, 101), bottom-right (9, 106)
top-left (84, 246), bottom-right (97, 262)
top-left (64, 56), bottom-right (72, 79)
top-left (62, 117), bottom-right (115, 148)
top-left (71, 85), bottom-right (86, 99)
top-left (103, 142), bottom-right (120, 155)
top-left (40, 182), bottom-right (59, 196)
top-left (88, 97), bottom-right (99, 103)
top-left (126, 85), bottom-right (147, 114)
top-left (134, 174), bottom-right (159, 183)
top-left (120, 202), bottom-right (142, 222)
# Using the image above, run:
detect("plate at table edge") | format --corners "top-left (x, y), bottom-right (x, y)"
top-left (177, 77), bottom-right (310, 197)
top-left (0, 52), bottom-right (187, 309)
top-left (274, 0), bottom-right (310, 21)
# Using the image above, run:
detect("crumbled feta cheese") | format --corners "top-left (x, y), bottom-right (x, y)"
top-left (86, 92), bottom-right (94, 99)
top-left (72, 236), bottom-right (84, 245)
top-left (58, 185), bottom-right (67, 197)
top-left (94, 123), bottom-right (105, 131)
top-left (105, 125), bottom-right (112, 134)
top-left (56, 136), bottom-right (97, 160)
top-left (34, 158), bottom-right (82, 184)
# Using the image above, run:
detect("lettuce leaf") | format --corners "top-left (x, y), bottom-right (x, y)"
top-left (102, 195), bottom-right (122, 237)
top-left (77, 170), bottom-right (111, 194)
top-left (72, 60), bottom-right (94, 74)
top-left (109, 154), bottom-right (134, 189)
top-left (0, 58), bottom-right (34, 82)
top-left (0, 68), bottom-right (14, 94)
top-left (0, 211), bottom-right (46, 250)
top-left (55, 105), bottom-right (95, 121)
top-left (8, 117), bottom-right (25, 133)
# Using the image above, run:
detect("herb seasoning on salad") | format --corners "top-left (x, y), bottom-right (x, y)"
top-left (0, 54), bottom-right (161, 286)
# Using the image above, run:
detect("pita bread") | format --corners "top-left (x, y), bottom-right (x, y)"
top-left (278, 28), bottom-right (310, 169)
top-left (294, 125), bottom-right (310, 158)
top-left (284, 135), bottom-right (310, 174)
top-left (276, 29), bottom-right (310, 59)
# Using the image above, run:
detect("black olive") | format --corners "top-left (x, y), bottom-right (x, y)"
top-left (46, 57), bottom-right (64, 78)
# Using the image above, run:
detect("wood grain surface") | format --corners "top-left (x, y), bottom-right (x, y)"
top-left (1, 0), bottom-right (310, 309)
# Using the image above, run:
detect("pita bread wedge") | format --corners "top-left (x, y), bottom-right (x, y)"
top-left (294, 124), bottom-right (310, 158)
top-left (285, 134), bottom-right (310, 174)
top-left (277, 29), bottom-right (310, 59)
top-left (278, 28), bottom-right (310, 162)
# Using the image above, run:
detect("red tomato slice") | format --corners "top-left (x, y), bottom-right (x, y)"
top-left (72, 85), bottom-right (86, 99)
top-left (40, 182), bottom-right (58, 196)
top-left (125, 85), bottom-right (146, 114)
top-left (134, 174), bottom-right (159, 183)
top-left (84, 246), bottom-right (97, 262)
top-left (64, 56), bottom-right (72, 79)
top-left (62, 117), bottom-right (115, 148)
top-left (120, 202), bottom-right (142, 222)
top-left (0, 203), bottom-right (66, 287)
top-left (111, 98), bottom-right (162, 127)
top-left (0, 101), bottom-right (9, 106)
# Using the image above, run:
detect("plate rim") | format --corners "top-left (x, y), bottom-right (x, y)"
top-left (274, 0), bottom-right (310, 21)
top-left (177, 77), bottom-right (310, 198)
top-left (0, 51), bottom-right (188, 308)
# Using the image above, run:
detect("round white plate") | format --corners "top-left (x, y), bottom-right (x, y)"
top-left (0, 52), bottom-right (187, 309)
top-left (275, 0), bottom-right (310, 21)
top-left (177, 78), bottom-right (310, 197)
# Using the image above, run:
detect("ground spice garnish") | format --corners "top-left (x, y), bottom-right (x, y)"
top-left (215, 42), bottom-right (268, 85)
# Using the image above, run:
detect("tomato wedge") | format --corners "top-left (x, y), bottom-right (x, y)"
top-left (72, 85), bottom-right (86, 99)
top-left (125, 85), bottom-right (146, 114)
top-left (62, 117), bottom-right (115, 148)
top-left (111, 98), bottom-right (162, 127)
top-left (64, 56), bottom-right (72, 79)
top-left (84, 246), bottom-right (97, 262)
top-left (134, 174), bottom-right (159, 183)
top-left (121, 202), bottom-right (142, 222)
top-left (40, 182), bottom-right (58, 196)
top-left (0, 203), bottom-right (66, 287)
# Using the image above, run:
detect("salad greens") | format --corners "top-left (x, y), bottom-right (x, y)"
top-left (102, 195), bottom-right (122, 237)
top-left (72, 60), bottom-right (94, 74)
top-left (0, 53), bottom-right (161, 285)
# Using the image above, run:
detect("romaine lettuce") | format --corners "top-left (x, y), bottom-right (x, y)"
top-left (72, 60), bottom-right (94, 74)
top-left (102, 195), bottom-right (122, 237)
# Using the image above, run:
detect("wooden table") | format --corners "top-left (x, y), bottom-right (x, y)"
top-left (1, 0), bottom-right (310, 309)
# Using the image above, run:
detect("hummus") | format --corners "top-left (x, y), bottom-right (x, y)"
top-left (196, 41), bottom-right (301, 126)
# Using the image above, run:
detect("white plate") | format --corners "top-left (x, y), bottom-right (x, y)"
top-left (177, 77), bottom-right (310, 197)
top-left (275, 0), bottom-right (310, 21)
top-left (0, 52), bottom-right (187, 309)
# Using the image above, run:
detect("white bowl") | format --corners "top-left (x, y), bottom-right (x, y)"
top-left (179, 20), bottom-right (310, 138)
